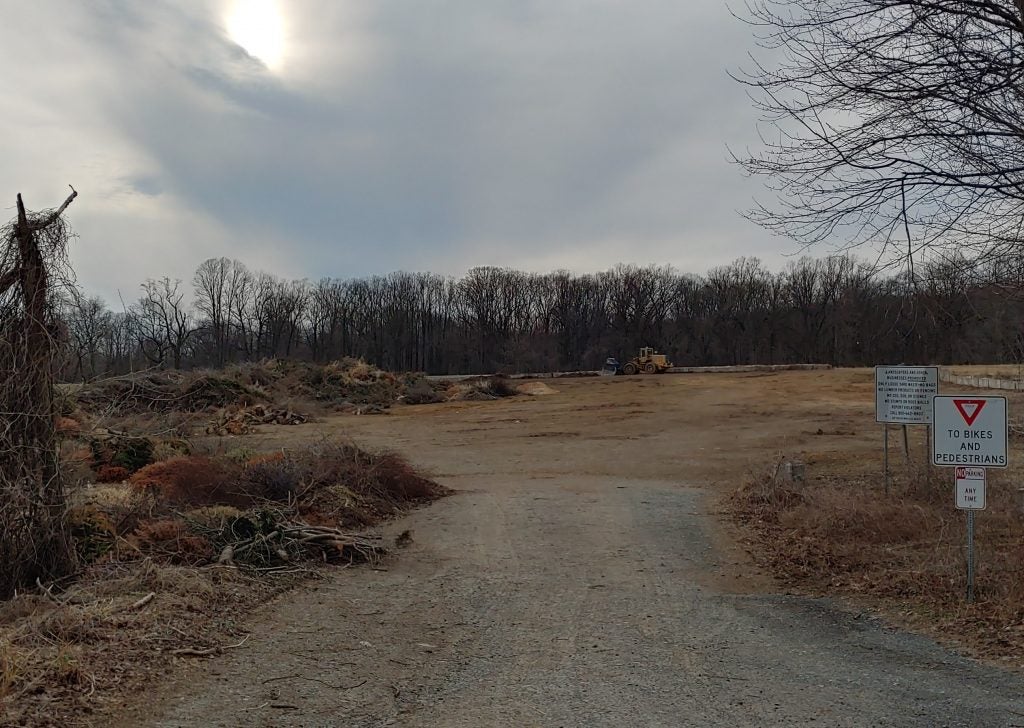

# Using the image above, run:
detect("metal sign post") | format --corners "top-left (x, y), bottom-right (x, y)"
top-left (955, 466), bottom-right (986, 604)
top-left (883, 424), bottom-right (890, 494)
top-left (937, 392), bottom-right (1005, 605)
top-left (875, 366), bottom-right (938, 488)
top-left (967, 511), bottom-right (976, 603)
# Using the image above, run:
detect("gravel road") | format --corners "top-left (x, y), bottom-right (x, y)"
top-left (135, 375), bottom-right (1024, 727)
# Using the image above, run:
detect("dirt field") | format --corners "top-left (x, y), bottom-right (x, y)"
top-left (120, 370), bottom-right (1024, 727)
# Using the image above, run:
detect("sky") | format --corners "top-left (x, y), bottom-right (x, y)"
top-left (1, 0), bottom-right (793, 303)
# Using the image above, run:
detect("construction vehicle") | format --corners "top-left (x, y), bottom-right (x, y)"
top-left (620, 347), bottom-right (672, 375)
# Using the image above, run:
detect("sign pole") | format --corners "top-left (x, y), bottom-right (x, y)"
top-left (937, 395), bottom-right (1006, 605)
top-left (876, 366), bottom-right (938, 488)
top-left (883, 423), bottom-right (890, 494)
top-left (966, 509), bottom-right (975, 604)
top-left (925, 424), bottom-right (931, 471)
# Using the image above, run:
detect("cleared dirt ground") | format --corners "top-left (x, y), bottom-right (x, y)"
top-left (126, 370), bottom-right (1024, 727)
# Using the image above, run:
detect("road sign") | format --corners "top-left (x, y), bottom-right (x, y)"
top-left (932, 395), bottom-right (1008, 468)
top-left (875, 366), bottom-right (938, 424)
top-left (955, 466), bottom-right (987, 510)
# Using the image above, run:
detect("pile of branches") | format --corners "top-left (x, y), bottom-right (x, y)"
top-left (205, 404), bottom-right (307, 436)
top-left (77, 371), bottom-right (262, 415)
top-left (448, 375), bottom-right (520, 401)
top-left (0, 190), bottom-right (78, 597)
top-left (213, 520), bottom-right (386, 567)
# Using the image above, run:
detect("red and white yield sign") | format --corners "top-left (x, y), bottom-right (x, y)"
top-left (932, 396), bottom-right (1008, 468)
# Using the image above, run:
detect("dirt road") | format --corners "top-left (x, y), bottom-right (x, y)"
top-left (134, 372), bottom-right (1024, 727)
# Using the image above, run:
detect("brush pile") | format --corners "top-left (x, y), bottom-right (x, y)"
top-left (75, 372), bottom-right (262, 415)
top-left (205, 405), bottom-right (307, 436)
top-left (214, 522), bottom-right (386, 567)
top-left (71, 359), bottom-right (451, 434)
top-left (67, 441), bottom-right (447, 571)
top-left (447, 375), bottom-right (520, 401)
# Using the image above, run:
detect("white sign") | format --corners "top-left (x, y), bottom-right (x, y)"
top-left (955, 467), bottom-right (987, 510)
top-left (875, 366), bottom-right (938, 424)
top-left (932, 395), bottom-right (1008, 468)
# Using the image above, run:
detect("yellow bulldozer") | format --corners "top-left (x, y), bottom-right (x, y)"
top-left (620, 347), bottom-right (672, 375)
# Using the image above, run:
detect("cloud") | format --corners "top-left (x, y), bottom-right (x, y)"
top-left (0, 0), bottom-right (790, 303)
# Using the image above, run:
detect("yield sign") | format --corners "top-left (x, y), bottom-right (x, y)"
top-left (954, 399), bottom-right (986, 426)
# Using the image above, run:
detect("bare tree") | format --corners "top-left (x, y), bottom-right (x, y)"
top-left (137, 277), bottom-right (195, 369)
top-left (193, 257), bottom-right (247, 367)
top-left (736, 1), bottom-right (1024, 264)
top-left (64, 294), bottom-right (112, 379)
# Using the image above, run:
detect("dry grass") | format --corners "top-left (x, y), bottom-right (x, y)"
top-left (0, 560), bottom-right (290, 727)
top-left (0, 439), bottom-right (447, 726)
top-left (730, 462), bottom-right (1024, 665)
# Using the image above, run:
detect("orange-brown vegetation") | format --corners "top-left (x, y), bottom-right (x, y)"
top-left (94, 465), bottom-right (130, 483)
top-left (130, 519), bottom-right (215, 565)
top-left (731, 463), bottom-right (1024, 661)
top-left (130, 457), bottom-right (243, 507)
top-left (1, 438), bottom-right (446, 726)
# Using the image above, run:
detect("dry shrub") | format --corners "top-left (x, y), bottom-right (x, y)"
top-left (55, 417), bottom-right (81, 436)
top-left (731, 461), bottom-right (1024, 660)
top-left (67, 505), bottom-right (117, 564)
top-left (78, 483), bottom-right (155, 531)
top-left (0, 433), bottom-right (444, 724)
top-left (363, 452), bottom-right (445, 502)
top-left (150, 438), bottom-right (191, 462)
top-left (94, 465), bottom-right (130, 483)
top-left (61, 446), bottom-right (95, 489)
top-left (731, 468), bottom-right (955, 587)
top-left (240, 457), bottom-right (304, 501)
top-left (88, 435), bottom-right (154, 474)
top-left (247, 451), bottom-right (285, 465)
top-left (292, 442), bottom-right (449, 525)
top-left (779, 489), bottom-right (942, 548)
top-left (131, 519), bottom-right (213, 565)
top-left (449, 376), bottom-right (520, 401)
top-left (130, 457), bottom-right (243, 507)
top-left (399, 378), bottom-right (446, 405)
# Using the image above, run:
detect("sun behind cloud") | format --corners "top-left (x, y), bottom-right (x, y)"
top-left (225, 0), bottom-right (286, 71)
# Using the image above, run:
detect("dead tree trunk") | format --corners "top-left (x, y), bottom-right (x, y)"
top-left (15, 194), bottom-right (58, 490)
top-left (0, 188), bottom-right (77, 597)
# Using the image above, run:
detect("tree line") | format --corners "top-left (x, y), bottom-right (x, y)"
top-left (60, 254), bottom-right (1024, 380)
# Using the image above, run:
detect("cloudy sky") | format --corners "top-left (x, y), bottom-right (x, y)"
top-left (2, 0), bottom-right (790, 303)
